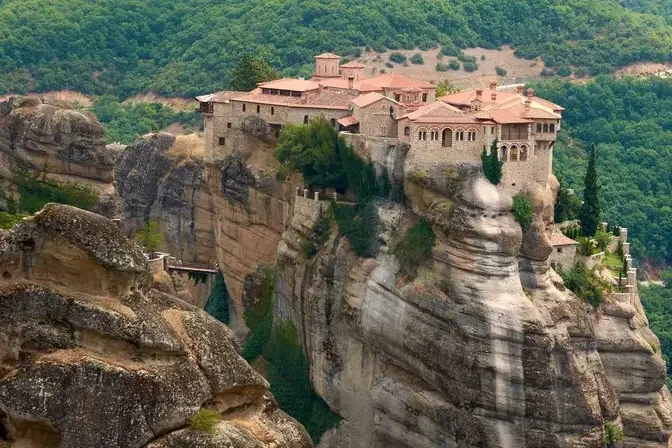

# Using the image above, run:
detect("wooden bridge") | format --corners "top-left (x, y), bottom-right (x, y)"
top-left (166, 261), bottom-right (220, 274)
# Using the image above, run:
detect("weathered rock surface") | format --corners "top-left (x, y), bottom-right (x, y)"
top-left (0, 96), bottom-right (122, 218)
top-left (270, 143), bottom-right (672, 447)
top-left (116, 132), bottom-right (216, 264)
top-left (0, 203), bottom-right (311, 448)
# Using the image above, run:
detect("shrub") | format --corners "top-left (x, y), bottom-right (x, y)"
top-left (463, 60), bottom-right (478, 72)
top-left (302, 209), bottom-right (332, 258)
top-left (436, 80), bottom-right (459, 97)
top-left (0, 212), bottom-right (26, 229)
top-left (392, 218), bottom-right (436, 277)
top-left (594, 230), bottom-right (612, 252)
top-left (604, 421), bottom-right (624, 447)
top-left (448, 60), bottom-right (460, 70)
top-left (457, 54), bottom-right (476, 63)
top-left (557, 66), bottom-right (572, 77)
top-left (389, 52), bottom-right (407, 64)
top-left (560, 262), bottom-right (604, 307)
top-left (332, 201), bottom-right (378, 258)
top-left (385, 62), bottom-right (393, 68)
top-left (136, 220), bottom-right (163, 257)
top-left (436, 62), bottom-right (450, 72)
top-left (512, 194), bottom-right (533, 232)
top-left (204, 273), bottom-right (230, 325)
top-left (440, 43), bottom-right (461, 57)
top-left (480, 54), bottom-right (486, 61)
top-left (495, 66), bottom-right (507, 76)
top-left (577, 236), bottom-right (597, 256)
top-left (410, 53), bottom-right (424, 65)
top-left (661, 268), bottom-right (672, 289)
top-left (189, 408), bottom-right (220, 433)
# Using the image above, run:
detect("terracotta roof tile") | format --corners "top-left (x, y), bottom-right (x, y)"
top-left (351, 92), bottom-right (391, 108)
top-left (399, 101), bottom-right (464, 120)
top-left (550, 233), bottom-right (578, 246)
top-left (315, 52), bottom-right (341, 59)
top-left (232, 89), bottom-right (357, 110)
top-left (257, 78), bottom-right (320, 92)
top-left (365, 73), bottom-right (435, 90)
top-left (474, 109), bottom-right (532, 124)
top-left (340, 61), bottom-right (366, 68)
top-left (337, 115), bottom-right (359, 126)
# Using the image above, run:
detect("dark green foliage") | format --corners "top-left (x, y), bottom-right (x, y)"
top-left (462, 60), bottom-right (478, 72)
top-left (642, 285), bottom-right (672, 380)
top-left (577, 236), bottom-right (596, 256)
top-left (448, 60), bottom-right (461, 71)
top-left (204, 273), bottom-right (230, 325)
top-left (93, 95), bottom-right (199, 144)
top-left (302, 209), bottom-right (332, 259)
top-left (410, 53), bottom-right (424, 65)
top-left (557, 65), bottom-right (572, 77)
top-left (274, 118), bottom-right (347, 189)
top-left (535, 76), bottom-right (672, 263)
top-left (579, 144), bottom-right (600, 237)
top-left (13, 170), bottom-right (99, 213)
top-left (0, 212), bottom-right (26, 229)
top-left (389, 52), bottom-right (407, 64)
top-left (661, 268), bottom-right (672, 288)
top-left (495, 66), bottom-right (507, 76)
top-left (554, 178), bottom-right (581, 223)
top-left (264, 321), bottom-right (341, 442)
top-left (332, 201), bottom-right (378, 258)
top-left (435, 62), bottom-right (450, 72)
top-left (604, 421), bottom-right (624, 447)
top-left (594, 230), bottom-right (612, 252)
top-left (188, 271), bottom-right (209, 285)
top-left (392, 218), bottom-right (436, 277)
top-left (228, 54), bottom-right (279, 91)
top-left (559, 262), bottom-right (605, 307)
top-left (481, 139), bottom-right (503, 185)
top-left (512, 194), bottom-right (533, 231)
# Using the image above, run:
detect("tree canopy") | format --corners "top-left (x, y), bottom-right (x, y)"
top-left (1, 0), bottom-right (672, 97)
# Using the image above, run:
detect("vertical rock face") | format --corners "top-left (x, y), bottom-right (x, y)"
top-left (0, 96), bottom-right (122, 218)
top-left (270, 144), bottom-right (672, 447)
top-left (204, 125), bottom-right (299, 336)
top-left (116, 132), bottom-right (216, 264)
top-left (0, 203), bottom-right (312, 448)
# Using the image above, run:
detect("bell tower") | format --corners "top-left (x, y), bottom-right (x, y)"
top-left (314, 53), bottom-right (341, 79)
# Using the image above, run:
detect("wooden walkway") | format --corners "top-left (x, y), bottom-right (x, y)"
top-left (166, 261), bottom-right (219, 274)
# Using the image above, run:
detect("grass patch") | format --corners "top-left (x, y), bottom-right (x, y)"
top-left (0, 212), bottom-right (27, 229)
top-left (189, 408), bottom-right (220, 433)
top-left (392, 218), bottom-right (436, 277)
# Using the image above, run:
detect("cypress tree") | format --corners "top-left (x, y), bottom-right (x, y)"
top-left (481, 139), bottom-right (503, 185)
top-left (579, 144), bottom-right (600, 236)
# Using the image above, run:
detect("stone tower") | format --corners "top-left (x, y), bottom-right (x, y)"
top-left (314, 53), bottom-right (341, 78)
top-left (340, 61), bottom-right (366, 80)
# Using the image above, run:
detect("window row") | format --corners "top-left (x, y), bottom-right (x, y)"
top-left (411, 128), bottom-right (478, 147)
top-left (242, 103), bottom-right (276, 116)
top-left (536, 122), bottom-right (556, 133)
top-left (499, 145), bottom-right (530, 162)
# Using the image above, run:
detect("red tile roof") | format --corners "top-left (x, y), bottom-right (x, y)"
top-left (337, 116), bottom-right (359, 126)
top-left (317, 78), bottom-right (383, 92)
top-left (232, 89), bottom-right (357, 110)
top-left (474, 109), bottom-right (532, 124)
top-left (365, 73), bottom-right (435, 90)
top-left (195, 91), bottom-right (248, 103)
top-left (257, 78), bottom-right (320, 92)
top-left (315, 52), bottom-right (341, 59)
top-left (351, 92), bottom-right (391, 108)
top-left (340, 61), bottom-right (366, 68)
top-left (399, 101), bottom-right (464, 121)
top-left (550, 233), bottom-right (578, 246)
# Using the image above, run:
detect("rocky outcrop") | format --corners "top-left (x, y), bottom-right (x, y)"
top-left (270, 142), bottom-right (672, 447)
top-left (116, 132), bottom-right (216, 264)
top-left (0, 96), bottom-right (122, 218)
top-left (0, 203), bottom-right (311, 448)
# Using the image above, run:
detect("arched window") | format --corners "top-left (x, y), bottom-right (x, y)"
top-left (520, 145), bottom-right (528, 161)
top-left (404, 126), bottom-right (410, 136)
top-left (500, 146), bottom-right (508, 161)
top-left (418, 130), bottom-right (427, 141)
top-left (303, 115), bottom-right (309, 124)
top-left (442, 129), bottom-right (453, 147)
top-left (242, 103), bottom-right (246, 112)
top-left (389, 106), bottom-right (394, 118)
top-left (510, 145), bottom-right (518, 161)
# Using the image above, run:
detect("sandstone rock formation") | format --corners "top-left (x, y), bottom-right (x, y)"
top-left (0, 203), bottom-right (311, 448)
top-left (0, 96), bottom-right (122, 218)
top-left (268, 141), bottom-right (672, 447)
top-left (116, 132), bottom-right (216, 264)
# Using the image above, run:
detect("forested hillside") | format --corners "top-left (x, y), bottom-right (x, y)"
top-left (1, 0), bottom-right (672, 97)
top-left (535, 76), bottom-right (672, 264)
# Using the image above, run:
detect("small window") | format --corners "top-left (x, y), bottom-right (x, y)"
top-left (271, 107), bottom-right (275, 115)
top-left (543, 123), bottom-right (549, 133)
top-left (537, 123), bottom-right (542, 133)
top-left (219, 137), bottom-right (226, 146)
top-left (491, 126), bottom-right (495, 134)
top-left (557, 247), bottom-right (563, 253)
top-left (304, 115), bottom-right (309, 124)
top-left (390, 106), bottom-right (394, 117)
top-left (242, 103), bottom-right (246, 112)
top-left (422, 93), bottom-right (428, 102)
top-left (330, 118), bottom-right (336, 127)
top-left (256, 105), bottom-right (260, 113)
top-left (404, 126), bottom-right (410, 136)
top-left (227, 122), bottom-right (232, 129)
top-left (550, 123), bottom-right (556, 133)
top-left (395, 94), bottom-right (401, 102)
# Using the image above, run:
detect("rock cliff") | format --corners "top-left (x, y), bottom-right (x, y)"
top-left (116, 132), bottom-right (216, 264)
top-left (0, 96), bottom-right (122, 218)
top-left (267, 142), bottom-right (672, 447)
top-left (0, 203), bottom-right (312, 448)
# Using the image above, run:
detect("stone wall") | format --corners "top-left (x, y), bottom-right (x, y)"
top-left (548, 244), bottom-right (577, 271)
top-left (352, 98), bottom-right (399, 138)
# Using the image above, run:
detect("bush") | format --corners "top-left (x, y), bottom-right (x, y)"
top-left (448, 60), bottom-right (460, 71)
top-left (560, 262), bottom-right (604, 307)
top-left (512, 194), bottom-right (533, 231)
top-left (204, 273), bottom-right (230, 325)
top-left (557, 66), bottom-right (572, 77)
top-left (577, 236), bottom-right (597, 256)
top-left (410, 53), bottom-right (424, 65)
top-left (495, 66), bottom-right (507, 76)
top-left (302, 209), bottom-right (332, 258)
top-left (604, 421), bottom-right (624, 446)
top-left (440, 43), bottom-right (461, 57)
top-left (332, 201), bottom-right (378, 258)
top-left (389, 52), bottom-right (407, 64)
top-left (189, 409), bottom-right (220, 433)
top-left (480, 54), bottom-right (486, 61)
top-left (0, 212), bottom-right (26, 229)
top-left (594, 230), bottom-right (612, 252)
top-left (385, 62), bottom-right (394, 68)
top-left (392, 218), bottom-right (435, 277)
top-left (462, 60), bottom-right (478, 72)
top-left (436, 62), bottom-right (450, 72)
top-left (136, 220), bottom-right (163, 257)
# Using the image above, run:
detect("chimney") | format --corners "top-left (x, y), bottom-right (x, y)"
top-left (516, 85), bottom-right (524, 95)
top-left (491, 92), bottom-right (497, 101)
top-left (348, 76), bottom-right (354, 89)
top-left (527, 88), bottom-right (535, 98)
top-left (318, 83), bottom-right (324, 93)
top-left (524, 98), bottom-right (531, 114)
top-left (489, 80), bottom-right (497, 90)
top-left (476, 88), bottom-right (483, 100)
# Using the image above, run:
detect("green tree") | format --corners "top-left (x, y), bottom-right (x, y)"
top-left (481, 139), bottom-right (503, 185)
top-left (554, 177), bottom-right (581, 223)
top-left (229, 54), bottom-right (279, 92)
top-left (512, 194), bottom-right (533, 231)
top-left (578, 144), bottom-right (600, 237)
top-left (136, 220), bottom-right (163, 258)
top-left (435, 80), bottom-right (459, 97)
top-left (661, 268), bottom-right (672, 289)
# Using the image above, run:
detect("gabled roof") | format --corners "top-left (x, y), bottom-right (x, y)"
top-left (232, 89), bottom-right (357, 110)
top-left (550, 233), bottom-right (578, 246)
top-left (474, 109), bottom-right (532, 124)
top-left (439, 89), bottom-right (519, 107)
top-left (340, 61), bottom-right (366, 68)
top-left (351, 92), bottom-right (397, 108)
top-left (195, 91), bottom-right (248, 103)
top-left (365, 73), bottom-right (435, 90)
top-left (317, 78), bottom-right (383, 92)
top-left (257, 78), bottom-right (319, 92)
top-left (315, 52), bottom-right (341, 59)
top-left (337, 116), bottom-right (359, 127)
top-left (399, 101), bottom-right (463, 121)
